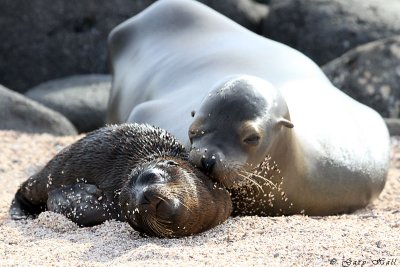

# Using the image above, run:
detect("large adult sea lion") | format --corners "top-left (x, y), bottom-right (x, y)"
top-left (10, 124), bottom-right (232, 237)
top-left (106, 0), bottom-right (390, 215)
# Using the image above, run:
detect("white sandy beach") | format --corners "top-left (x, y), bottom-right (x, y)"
top-left (0, 130), bottom-right (399, 266)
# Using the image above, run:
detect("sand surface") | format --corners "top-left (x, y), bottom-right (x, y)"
top-left (0, 130), bottom-right (399, 266)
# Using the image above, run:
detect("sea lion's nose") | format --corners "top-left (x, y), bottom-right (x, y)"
top-left (136, 169), bottom-right (164, 184)
top-left (201, 156), bottom-right (216, 173)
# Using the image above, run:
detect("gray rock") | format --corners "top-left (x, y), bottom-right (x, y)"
top-left (25, 75), bottom-right (111, 133)
top-left (0, 0), bottom-right (268, 93)
top-left (0, 85), bottom-right (77, 136)
top-left (0, 0), bottom-right (154, 93)
top-left (322, 36), bottom-right (400, 118)
top-left (263, 0), bottom-right (400, 65)
top-left (384, 118), bottom-right (400, 136)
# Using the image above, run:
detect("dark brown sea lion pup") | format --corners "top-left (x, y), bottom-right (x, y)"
top-left (106, 0), bottom-right (390, 216)
top-left (9, 123), bottom-right (232, 238)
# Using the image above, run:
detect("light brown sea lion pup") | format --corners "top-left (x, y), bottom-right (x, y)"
top-left (9, 123), bottom-right (232, 238)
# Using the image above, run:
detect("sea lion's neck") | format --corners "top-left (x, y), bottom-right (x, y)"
top-left (264, 127), bottom-right (308, 214)
top-left (267, 127), bottom-right (305, 190)
top-left (234, 127), bottom-right (305, 216)
top-left (269, 127), bottom-right (296, 164)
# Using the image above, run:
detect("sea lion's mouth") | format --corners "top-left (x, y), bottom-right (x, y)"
top-left (196, 166), bottom-right (244, 189)
top-left (189, 149), bottom-right (282, 191)
top-left (134, 196), bottom-right (191, 238)
top-left (137, 189), bottom-right (180, 222)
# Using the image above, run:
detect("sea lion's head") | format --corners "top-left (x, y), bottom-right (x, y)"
top-left (188, 75), bottom-right (294, 188)
top-left (119, 157), bottom-right (232, 238)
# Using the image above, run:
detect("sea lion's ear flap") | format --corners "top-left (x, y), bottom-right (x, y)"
top-left (279, 118), bottom-right (294, 128)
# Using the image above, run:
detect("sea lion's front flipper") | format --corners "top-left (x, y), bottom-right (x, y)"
top-left (10, 190), bottom-right (45, 220)
top-left (47, 183), bottom-right (120, 227)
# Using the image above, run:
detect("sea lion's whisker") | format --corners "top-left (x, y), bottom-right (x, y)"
top-left (236, 171), bottom-right (264, 193)
top-left (175, 193), bottom-right (194, 213)
top-left (154, 188), bottom-right (194, 213)
top-left (155, 220), bottom-right (174, 237)
top-left (178, 200), bottom-right (192, 212)
top-left (145, 215), bottom-right (171, 237)
top-left (243, 171), bottom-right (278, 190)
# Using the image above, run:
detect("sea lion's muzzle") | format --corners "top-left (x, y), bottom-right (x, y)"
top-left (136, 187), bottom-right (180, 222)
top-left (136, 169), bottom-right (165, 184)
top-left (132, 167), bottom-right (181, 221)
top-left (189, 147), bottom-right (222, 173)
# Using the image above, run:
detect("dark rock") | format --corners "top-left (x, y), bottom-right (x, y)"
top-left (263, 0), bottom-right (400, 65)
top-left (0, 0), bottom-right (154, 93)
top-left (25, 75), bottom-right (111, 133)
top-left (0, 85), bottom-right (77, 136)
top-left (384, 118), bottom-right (400, 136)
top-left (322, 36), bottom-right (400, 118)
top-left (198, 0), bottom-right (269, 33)
top-left (0, 0), bottom-right (268, 93)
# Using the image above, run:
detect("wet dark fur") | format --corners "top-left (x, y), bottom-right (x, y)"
top-left (10, 123), bottom-right (232, 237)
